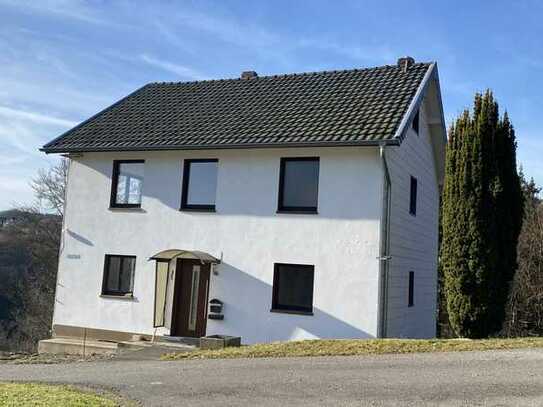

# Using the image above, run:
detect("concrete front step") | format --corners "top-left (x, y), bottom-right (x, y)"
top-left (38, 337), bottom-right (125, 356)
top-left (38, 337), bottom-right (195, 356)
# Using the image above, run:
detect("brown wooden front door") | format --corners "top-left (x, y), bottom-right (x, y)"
top-left (171, 259), bottom-right (210, 338)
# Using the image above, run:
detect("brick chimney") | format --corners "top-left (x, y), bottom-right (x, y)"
top-left (241, 71), bottom-right (258, 80)
top-left (397, 56), bottom-right (415, 72)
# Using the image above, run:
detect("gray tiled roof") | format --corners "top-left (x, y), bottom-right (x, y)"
top-left (42, 62), bottom-right (432, 153)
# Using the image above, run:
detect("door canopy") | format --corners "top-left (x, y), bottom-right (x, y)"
top-left (149, 249), bottom-right (220, 264)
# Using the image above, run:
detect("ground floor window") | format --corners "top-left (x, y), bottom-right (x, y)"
top-left (102, 255), bottom-right (136, 297)
top-left (271, 263), bottom-right (314, 314)
top-left (408, 271), bottom-right (415, 307)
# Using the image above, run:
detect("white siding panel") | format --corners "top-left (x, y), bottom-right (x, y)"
top-left (385, 98), bottom-right (440, 338)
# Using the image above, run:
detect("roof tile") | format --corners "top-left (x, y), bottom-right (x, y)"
top-left (42, 62), bottom-right (431, 152)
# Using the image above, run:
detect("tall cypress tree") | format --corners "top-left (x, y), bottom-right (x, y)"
top-left (441, 91), bottom-right (523, 338)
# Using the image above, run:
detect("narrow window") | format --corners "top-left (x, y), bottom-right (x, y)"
top-left (110, 160), bottom-right (144, 208)
top-left (278, 157), bottom-right (319, 213)
top-left (408, 271), bottom-right (415, 307)
top-left (181, 159), bottom-right (218, 211)
top-left (271, 263), bottom-right (314, 314)
top-left (412, 109), bottom-right (420, 135)
top-left (409, 176), bottom-right (418, 216)
top-left (102, 255), bottom-right (136, 297)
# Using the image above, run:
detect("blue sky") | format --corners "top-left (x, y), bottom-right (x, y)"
top-left (0, 0), bottom-right (542, 210)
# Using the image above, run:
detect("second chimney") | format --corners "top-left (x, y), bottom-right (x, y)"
top-left (241, 71), bottom-right (258, 80)
top-left (397, 56), bottom-right (415, 72)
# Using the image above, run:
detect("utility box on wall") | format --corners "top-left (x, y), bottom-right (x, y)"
top-left (208, 298), bottom-right (224, 320)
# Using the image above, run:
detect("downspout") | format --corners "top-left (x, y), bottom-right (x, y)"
top-left (377, 144), bottom-right (392, 338)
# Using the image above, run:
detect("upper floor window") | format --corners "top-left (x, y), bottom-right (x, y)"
top-left (102, 255), bottom-right (136, 297)
top-left (278, 157), bottom-right (319, 213)
top-left (271, 263), bottom-right (314, 314)
top-left (409, 176), bottom-right (418, 216)
top-left (181, 159), bottom-right (218, 211)
top-left (412, 109), bottom-right (420, 135)
top-left (110, 160), bottom-right (144, 208)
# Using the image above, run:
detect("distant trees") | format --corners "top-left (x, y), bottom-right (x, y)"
top-left (0, 159), bottom-right (67, 352)
top-left (441, 91), bottom-right (523, 338)
top-left (504, 174), bottom-right (542, 336)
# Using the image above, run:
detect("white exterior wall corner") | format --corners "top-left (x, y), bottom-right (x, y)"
top-left (52, 147), bottom-right (385, 344)
top-left (384, 95), bottom-right (441, 338)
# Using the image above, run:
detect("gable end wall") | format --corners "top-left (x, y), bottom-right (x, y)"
top-left (385, 95), bottom-right (440, 338)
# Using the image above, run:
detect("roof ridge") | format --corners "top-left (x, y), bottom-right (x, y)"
top-left (147, 62), bottom-right (433, 87)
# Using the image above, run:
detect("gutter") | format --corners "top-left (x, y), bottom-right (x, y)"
top-left (41, 138), bottom-right (400, 154)
top-left (377, 143), bottom-right (392, 338)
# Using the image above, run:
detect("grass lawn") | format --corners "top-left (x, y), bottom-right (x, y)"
top-left (0, 383), bottom-right (129, 406)
top-left (162, 337), bottom-right (543, 361)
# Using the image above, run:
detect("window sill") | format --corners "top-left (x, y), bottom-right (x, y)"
top-left (276, 210), bottom-right (318, 215)
top-left (270, 308), bottom-right (313, 316)
top-left (180, 207), bottom-right (216, 213)
top-left (100, 294), bottom-right (135, 300)
top-left (109, 207), bottom-right (144, 212)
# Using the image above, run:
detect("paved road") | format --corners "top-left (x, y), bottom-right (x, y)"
top-left (2, 348), bottom-right (543, 406)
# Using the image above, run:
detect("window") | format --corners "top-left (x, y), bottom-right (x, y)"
top-left (278, 157), bottom-right (319, 213)
top-left (110, 160), bottom-right (144, 208)
top-left (102, 255), bottom-right (136, 297)
top-left (412, 109), bottom-right (420, 134)
top-left (409, 176), bottom-right (418, 216)
top-left (408, 271), bottom-right (415, 307)
top-left (271, 263), bottom-right (314, 314)
top-left (181, 159), bottom-right (218, 211)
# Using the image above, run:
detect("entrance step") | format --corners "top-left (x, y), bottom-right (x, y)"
top-left (159, 336), bottom-right (200, 347)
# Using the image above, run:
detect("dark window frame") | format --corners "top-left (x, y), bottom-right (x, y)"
top-left (277, 157), bottom-right (320, 214)
top-left (408, 271), bottom-right (415, 307)
top-left (101, 254), bottom-right (136, 297)
top-left (180, 158), bottom-right (219, 212)
top-left (271, 263), bottom-right (315, 315)
top-left (412, 109), bottom-right (420, 135)
top-left (409, 176), bottom-right (418, 216)
top-left (110, 160), bottom-right (145, 209)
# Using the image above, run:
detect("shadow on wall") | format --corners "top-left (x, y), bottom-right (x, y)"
top-left (208, 262), bottom-right (372, 344)
top-left (67, 229), bottom-right (94, 246)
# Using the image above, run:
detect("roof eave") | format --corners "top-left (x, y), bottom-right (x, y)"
top-left (40, 138), bottom-right (400, 154)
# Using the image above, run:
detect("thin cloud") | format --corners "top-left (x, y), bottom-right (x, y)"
top-left (165, 8), bottom-right (280, 48)
top-left (0, 105), bottom-right (77, 127)
top-left (140, 54), bottom-right (208, 81)
top-left (0, 0), bottom-right (114, 26)
top-left (297, 38), bottom-right (396, 64)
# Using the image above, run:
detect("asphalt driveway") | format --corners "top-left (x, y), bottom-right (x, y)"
top-left (2, 348), bottom-right (543, 406)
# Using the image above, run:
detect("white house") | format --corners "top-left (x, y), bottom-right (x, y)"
top-left (41, 57), bottom-right (446, 345)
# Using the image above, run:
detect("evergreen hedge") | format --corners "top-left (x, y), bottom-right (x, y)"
top-left (441, 91), bottom-right (523, 338)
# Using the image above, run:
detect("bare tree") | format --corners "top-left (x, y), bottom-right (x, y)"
top-left (30, 158), bottom-right (68, 216)
top-left (504, 176), bottom-right (543, 336)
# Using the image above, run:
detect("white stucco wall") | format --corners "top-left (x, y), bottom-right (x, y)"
top-left (384, 98), bottom-right (440, 338)
top-left (53, 147), bottom-right (385, 343)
